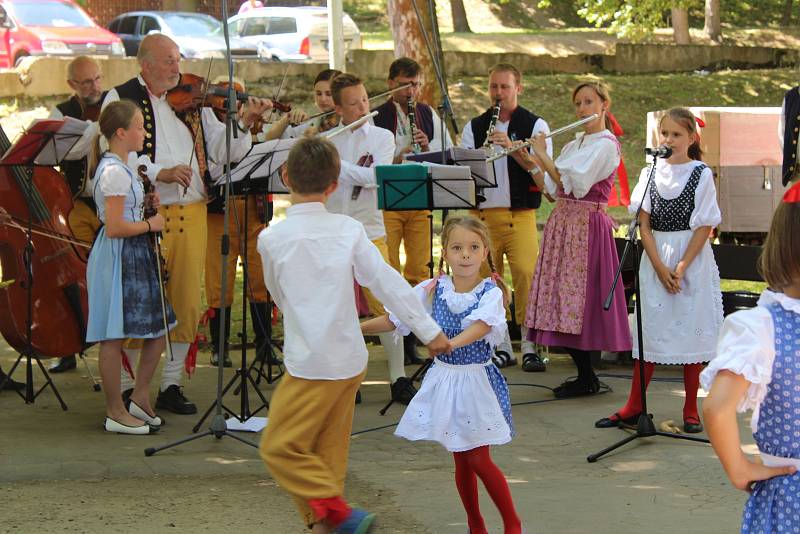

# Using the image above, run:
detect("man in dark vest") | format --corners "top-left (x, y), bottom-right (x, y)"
top-left (102, 34), bottom-right (272, 415)
top-left (780, 86), bottom-right (800, 186)
top-left (47, 55), bottom-right (106, 374)
top-left (373, 57), bottom-right (452, 365)
top-left (461, 63), bottom-right (552, 373)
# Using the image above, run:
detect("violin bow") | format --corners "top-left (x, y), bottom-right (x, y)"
top-left (183, 57), bottom-right (216, 197)
top-left (1, 215), bottom-right (91, 248)
top-left (138, 165), bottom-right (175, 362)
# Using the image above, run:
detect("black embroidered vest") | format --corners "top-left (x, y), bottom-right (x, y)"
top-left (649, 163), bottom-right (706, 232)
top-left (782, 86), bottom-right (800, 186)
top-left (471, 105), bottom-right (542, 209)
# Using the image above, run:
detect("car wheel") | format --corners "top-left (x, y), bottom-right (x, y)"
top-left (13, 52), bottom-right (29, 67)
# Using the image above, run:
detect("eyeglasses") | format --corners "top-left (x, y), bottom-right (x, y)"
top-left (392, 80), bottom-right (422, 88)
top-left (71, 75), bottom-right (102, 89)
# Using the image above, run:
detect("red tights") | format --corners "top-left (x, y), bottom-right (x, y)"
top-left (617, 360), bottom-right (703, 421)
top-left (452, 446), bottom-right (521, 534)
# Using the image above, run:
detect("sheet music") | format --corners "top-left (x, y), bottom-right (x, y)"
top-left (450, 147), bottom-right (495, 188)
top-left (430, 165), bottom-right (476, 208)
top-left (212, 138), bottom-right (296, 193)
top-left (0, 117), bottom-right (87, 166)
top-left (33, 117), bottom-right (89, 166)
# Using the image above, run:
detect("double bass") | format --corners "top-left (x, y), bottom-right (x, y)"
top-left (0, 122), bottom-right (89, 358)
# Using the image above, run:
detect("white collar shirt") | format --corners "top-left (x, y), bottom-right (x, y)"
top-left (102, 75), bottom-right (252, 206)
top-left (325, 121), bottom-right (395, 240)
top-left (257, 202), bottom-right (441, 380)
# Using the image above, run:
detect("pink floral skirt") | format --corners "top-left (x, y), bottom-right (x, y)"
top-left (524, 197), bottom-right (631, 352)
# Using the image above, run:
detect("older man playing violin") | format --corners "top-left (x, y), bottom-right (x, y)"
top-left (101, 33), bottom-right (272, 415)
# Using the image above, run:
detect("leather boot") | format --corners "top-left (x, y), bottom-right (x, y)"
top-left (403, 333), bottom-right (424, 365)
top-left (251, 302), bottom-right (282, 365)
top-left (209, 307), bottom-right (232, 367)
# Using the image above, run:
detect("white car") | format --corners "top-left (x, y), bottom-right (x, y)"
top-left (227, 6), bottom-right (362, 62)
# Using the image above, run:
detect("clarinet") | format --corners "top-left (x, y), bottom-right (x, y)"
top-left (482, 99), bottom-right (502, 152)
top-left (407, 100), bottom-right (421, 154)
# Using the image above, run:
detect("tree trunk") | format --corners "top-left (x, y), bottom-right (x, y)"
top-left (450, 0), bottom-right (472, 33)
top-left (703, 0), bottom-right (722, 43)
top-left (387, 0), bottom-right (441, 104)
top-left (783, 0), bottom-right (794, 26)
top-left (671, 8), bottom-right (691, 45)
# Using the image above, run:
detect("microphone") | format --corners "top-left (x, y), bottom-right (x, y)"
top-left (645, 145), bottom-right (673, 158)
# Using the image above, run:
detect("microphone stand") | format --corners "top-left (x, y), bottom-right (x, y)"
top-left (145, 0), bottom-right (256, 455)
top-left (587, 151), bottom-right (709, 463)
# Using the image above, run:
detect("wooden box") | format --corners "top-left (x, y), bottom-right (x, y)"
top-left (646, 107), bottom-right (790, 233)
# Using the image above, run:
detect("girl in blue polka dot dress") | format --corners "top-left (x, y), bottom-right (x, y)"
top-left (361, 215), bottom-right (523, 534)
top-left (702, 182), bottom-right (800, 533)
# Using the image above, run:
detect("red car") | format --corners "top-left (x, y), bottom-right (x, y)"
top-left (0, 0), bottom-right (124, 68)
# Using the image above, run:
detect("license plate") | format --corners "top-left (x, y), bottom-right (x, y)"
top-left (322, 39), bottom-right (352, 51)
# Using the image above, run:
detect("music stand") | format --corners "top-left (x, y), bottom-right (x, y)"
top-left (0, 118), bottom-right (86, 408)
top-left (191, 139), bottom-right (294, 433)
top-left (375, 162), bottom-right (476, 415)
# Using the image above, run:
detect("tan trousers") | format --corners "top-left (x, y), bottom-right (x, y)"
top-left (205, 197), bottom-right (268, 308)
top-left (362, 238), bottom-right (391, 317)
top-left (259, 369), bottom-right (366, 526)
top-left (158, 202), bottom-right (207, 343)
top-left (384, 209), bottom-right (432, 286)
top-left (68, 198), bottom-right (100, 244)
top-left (470, 208), bottom-right (539, 325)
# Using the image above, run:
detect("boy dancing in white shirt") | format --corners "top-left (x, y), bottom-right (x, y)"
top-left (257, 137), bottom-right (450, 534)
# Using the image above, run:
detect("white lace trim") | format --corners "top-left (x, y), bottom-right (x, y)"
top-left (438, 276), bottom-right (491, 314)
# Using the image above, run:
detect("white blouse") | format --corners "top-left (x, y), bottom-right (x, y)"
top-left (388, 276), bottom-right (508, 349)
top-left (550, 129), bottom-right (620, 199)
top-left (700, 291), bottom-right (800, 433)
top-left (629, 161), bottom-right (721, 230)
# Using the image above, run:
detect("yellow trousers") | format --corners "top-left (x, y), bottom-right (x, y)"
top-left (470, 208), bottom-right (539, 325)
top-left (205, 197), bottom-right (268, 308)
top-left (384, 209), bottom-right (432, 286)
top-left (158, 202), bottom-right (207, 343)
top-left (362, 238), bottom-right (391, 317)
top-left (68, 198), bottom-right (100, 244)
top-left (260, 369), bottom-right (366, 526)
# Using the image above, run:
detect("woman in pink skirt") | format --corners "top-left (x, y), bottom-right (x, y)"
top-left (522, 81), bottom-right (632, 398)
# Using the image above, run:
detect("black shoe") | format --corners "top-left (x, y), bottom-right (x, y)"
top-left (156, 385), bottom-right (197, 415)
top-left (553, 377), bottom-right (600, 399)
top-left (355, 390), bottom-right (362, 404)
top-left (492, 350), bottom-right (517, 369)
top-left (210, 350), bottom-right (232, 368)
top-left (390, 377), bottom-right (417, 405)
top-left (0, 371), bottom-right (25, 391)
top-left (48, 355), bottom-right (77, 373)
top-left (403, 334), bottom-right (424, 366)
top-left (683, 416), bottom-right (704, 434)
top-left (121, 388), bottom-right (133, 410)
top-left (521, 352), bottom-right (546, 372)
top-left (595, 412), bottom-right (640, 428)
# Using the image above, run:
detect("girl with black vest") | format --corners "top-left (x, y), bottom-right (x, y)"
top-left (461, 63), bottom-right (552, 374)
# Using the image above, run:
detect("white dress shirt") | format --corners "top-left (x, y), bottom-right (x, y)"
top-left (461, 115), bottom-right (551, 209)
top-left (102, 76), bottom-right (252, 206)
top-left (550, 130), bottom-right (620, 199)
top-left (326, 121), bottom-right (395, 240)
top-left (258, 202), bottom-right (442, 380)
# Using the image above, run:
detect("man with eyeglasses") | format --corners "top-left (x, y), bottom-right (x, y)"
top-left (373, 57), bottom-right (453, 366)
top-left (46, 55), bottom-right (106, 374)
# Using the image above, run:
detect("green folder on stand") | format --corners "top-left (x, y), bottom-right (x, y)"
top-left (376, 164), bottom-right (430, 210)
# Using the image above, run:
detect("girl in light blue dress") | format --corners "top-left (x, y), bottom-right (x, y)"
top-left (362, 216), bottom-right (524, 534)
top-left (702, 182), bottom-right (800, 533)
top-left (86, 100), bottom-right (175, 435)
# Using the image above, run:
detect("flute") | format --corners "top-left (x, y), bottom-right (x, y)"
top-left (322, 111), bottom-right (379, 140)
top-left (486, 114), bottom-right (599, 163)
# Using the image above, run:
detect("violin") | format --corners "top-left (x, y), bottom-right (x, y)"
top-left (167, 72), bottom-right (291, 115)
